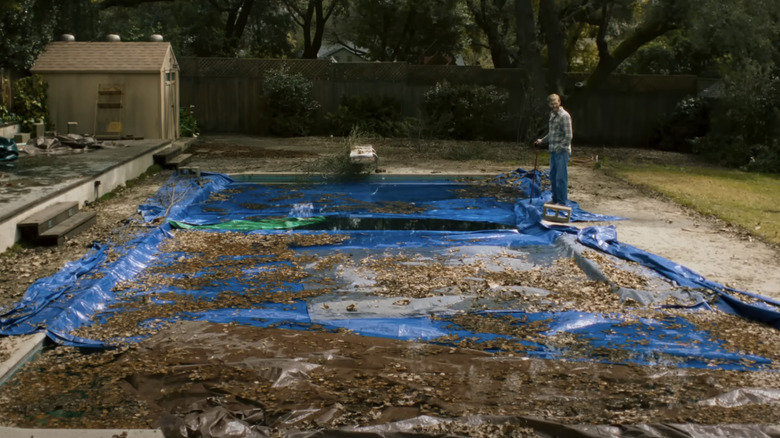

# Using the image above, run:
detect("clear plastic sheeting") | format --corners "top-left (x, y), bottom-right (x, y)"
top-left (5, 320), bottom-right (775, 438)
top-left (160, 412), bottom-right (780, 438)
top-left (697, 388), bottom-right (780, 408)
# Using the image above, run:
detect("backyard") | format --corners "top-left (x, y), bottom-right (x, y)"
top-left (0, 135), bottom-right (779, 437)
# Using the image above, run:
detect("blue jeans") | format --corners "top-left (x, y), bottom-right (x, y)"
top-left (549, 151), bottom-right (570, 205)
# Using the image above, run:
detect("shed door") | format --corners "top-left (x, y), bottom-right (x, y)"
top-left (164, 71), bottom-right (178, 139)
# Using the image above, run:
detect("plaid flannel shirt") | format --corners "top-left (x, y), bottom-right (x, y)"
top-left (542, 107), bottom-right (573, 154)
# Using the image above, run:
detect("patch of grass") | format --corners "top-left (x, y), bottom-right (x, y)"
top-left (610, 164), bottom-right (780, 245)
top-left (98, 191), bottom-right (118, 203)
top-left (302, 128), bottom-right (375, 180)
top-left (1, 243), bottom-right (25, 257)
top-left (127, 164), bottom-right (162, 189)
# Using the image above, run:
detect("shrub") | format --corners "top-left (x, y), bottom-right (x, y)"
top-left (12, 74), bottom-right (49, 132)
top-left (263, 67), bottom-right (320, 137)
top-left (179, 105), bottom-right (200, 137)
top-left (302, 127), bottom-right (374, 180)
top-left (422, 80), bottom-right (510, 140)
top-left (326, 94), bottom-right (412, 137)
top-left (696, 64), bottom-right (780, 172)
top-left (650, 96), bottom-right (711, 152)
top-left (0, 105), bottom-right (19, 125)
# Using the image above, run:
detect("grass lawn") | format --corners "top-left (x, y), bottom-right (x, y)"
top-left (609, 164), bottom-right (780, 245)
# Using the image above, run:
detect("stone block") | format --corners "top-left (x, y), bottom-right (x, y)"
top-left (33, 122), bottom-right (44, 138)
top-left (13, 132), bottom-right (30, 143)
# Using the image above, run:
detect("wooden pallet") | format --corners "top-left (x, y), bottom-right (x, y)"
top-left (542, 203), bottom-right (572, 223)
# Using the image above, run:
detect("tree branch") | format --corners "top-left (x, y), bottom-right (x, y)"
top-left (585, 3), bottom-right (682, 91)
top-left (98, 0), bottom-right (174, 8)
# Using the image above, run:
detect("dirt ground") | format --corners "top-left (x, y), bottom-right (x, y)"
top-left (1, 135), bottom-right (779, 436)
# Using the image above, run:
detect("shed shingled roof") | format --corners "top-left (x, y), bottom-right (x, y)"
top-left (30, 42), bottom-right (175, 73)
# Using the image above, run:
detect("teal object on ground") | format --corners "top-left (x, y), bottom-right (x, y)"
top-left (168, 216), bottom-right (327, 230)
top-left (0, 136), bottom-right (18, 161)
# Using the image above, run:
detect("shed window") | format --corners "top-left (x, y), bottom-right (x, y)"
top-left (166, 72), bottom-right (176, 81)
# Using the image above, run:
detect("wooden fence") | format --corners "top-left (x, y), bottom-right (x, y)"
top-left (179, 58), bottom-right (702, 146)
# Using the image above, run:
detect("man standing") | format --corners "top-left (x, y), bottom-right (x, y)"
top-left (535, 93), bottom-right (573, 205)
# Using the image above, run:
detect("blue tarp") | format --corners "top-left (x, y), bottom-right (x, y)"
top-left (2, 168), bottom-right (779, 371)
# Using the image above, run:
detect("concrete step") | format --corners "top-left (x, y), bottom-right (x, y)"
top-left (152, 145), bottom-right (182, 166)
top-left (167, 153), bottom-right (192, 169)
top-left (38, 211), bottom-right (97, 246)
top-left (17, 201), bottom-right (80, 240)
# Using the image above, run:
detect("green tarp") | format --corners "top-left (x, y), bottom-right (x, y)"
top-left (168, 216), bottom-right (327, 231)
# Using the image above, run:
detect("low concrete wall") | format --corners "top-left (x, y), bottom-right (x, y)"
top-left (0, 142), bottom-right (173, 253)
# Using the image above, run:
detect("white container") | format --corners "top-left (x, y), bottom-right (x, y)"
top-left (0, 123), bottom-right (20, 139)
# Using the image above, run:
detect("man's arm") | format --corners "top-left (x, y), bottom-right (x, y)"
top-left (562, 113), bottom-right (573, 145)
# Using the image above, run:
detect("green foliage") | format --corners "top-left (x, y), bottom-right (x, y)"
top-left (687, 0), bottom-right (780, 72)
top-left (179, 105), bottom-right (200, 137)
top-left (650, 97), bottom-right (711, 152)
top-left (302, 127), bottom-right (374, 180)
top-left (52, 0), bottom-right (100, 43)
top-left (92, 0), bottom-right (296, 58)
top-left (12, 75), bottom-right (49, 132)
top-left (263, 67), bottom-right (320, 137)
top-left (326, 95), bottom-right (412, 137)
top-left (333, 0), bottom-right (468, 62)
top-left (0, 105), bottom-right (19, 125)
top-left (619, 33), bottom-right (708, 75)
top-left (696, 64), bottom-right (780, 173)
top-left (0, 0), bottom-right (58, 70)
top-left (422, 80), bottom-right (510, 141)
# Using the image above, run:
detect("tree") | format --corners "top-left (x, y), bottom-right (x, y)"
top-left (244, 4), bottom-right (297, 58)
top-left (279, 0), bottom-right (348, 59)
top-left (685, 0), bottom-right (780, 171)
top-left (466, 0), bottom-right (695, 95)
top-left (332, 0), bottom-right (468, 63)
top-left (93, 0), bottom-right (295, 57)
top-left (579, 0), bottom-right (691, 92)
top-left (465, 0), bottom-right (515, 68)
top-left (0, 0), bottom-right (59, 70)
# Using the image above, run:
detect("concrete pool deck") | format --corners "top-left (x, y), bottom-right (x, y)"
top-left (0, 137), bottom-right (190, 438)
top-left (0, 138), bottom-right (189, 253)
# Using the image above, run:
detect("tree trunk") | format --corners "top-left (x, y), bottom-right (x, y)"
top-left (467, 0), bottom-right (513, 68)
top-left (301, 0), bottom-right (341, 59)
top-left (223, 0), bottom-right (256, 56)
top-left (539, 0), bottom-right (568, 95)
top-left (514, 0), bottom-right (545, 93)
top-left (301, 1), bottom-right (316, 58)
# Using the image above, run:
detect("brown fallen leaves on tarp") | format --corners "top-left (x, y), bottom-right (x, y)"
top-left (1, 320), bottom-right (779, 438)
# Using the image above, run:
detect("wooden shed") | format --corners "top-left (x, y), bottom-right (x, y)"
top-left (30, 41), bottom-right (180, 140)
